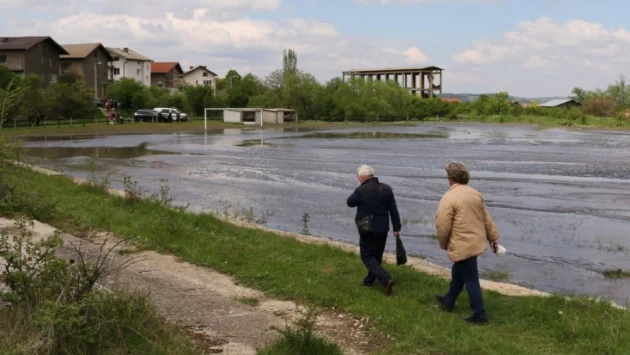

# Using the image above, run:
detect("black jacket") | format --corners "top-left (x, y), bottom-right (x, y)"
top-left (347, 177), bottom-right (402, 236)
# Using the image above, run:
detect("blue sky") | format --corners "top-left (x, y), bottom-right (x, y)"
top-left (2, 0), bottom-right (630, 97)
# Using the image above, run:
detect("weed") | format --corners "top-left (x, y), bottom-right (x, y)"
top-left (602, 269), bottom-right (630, 279)
top-left (301, 213), bottom-right (311, 235)
top-left (0, 216), bottom-right (200, 354)
top-left (259, 306), bottom-right (343, 355)
top-left (123, 175), bottom-right (142, 204)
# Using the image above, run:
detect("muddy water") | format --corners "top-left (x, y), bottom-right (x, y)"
top-left (23, 124), bottom-right (630, 305)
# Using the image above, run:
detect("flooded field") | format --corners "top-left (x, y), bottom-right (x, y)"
top-left (22, 123), bottom-right (630, 305)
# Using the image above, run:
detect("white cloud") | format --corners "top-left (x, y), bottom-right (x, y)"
top-left (354, 0), bottom-right (501, 5)
top-left (0, 5), bottom-right (430, 82)
top-left (403, 47), bottom-right (428, 63)
top-left (447, 16), bottom-right (630, 95)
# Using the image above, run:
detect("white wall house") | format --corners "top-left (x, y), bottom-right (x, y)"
top-left (183, 65), bottom-right (217, 94)
top-left (107, 47), bottom-right (152, 86)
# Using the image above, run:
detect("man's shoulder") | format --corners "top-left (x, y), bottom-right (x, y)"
top-left (378, 182), bottom-right (394, 193)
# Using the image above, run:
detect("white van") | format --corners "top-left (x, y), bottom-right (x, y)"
top-left (153, 108), bottom-right (188, 122)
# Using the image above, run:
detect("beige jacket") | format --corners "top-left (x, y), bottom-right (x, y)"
top-left (435, 184), bottom-right (499, 262)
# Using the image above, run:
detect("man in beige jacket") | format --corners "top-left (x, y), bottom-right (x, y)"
top-left (434, 162), bottom-right (499, 325)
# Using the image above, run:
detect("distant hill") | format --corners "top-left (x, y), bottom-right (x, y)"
top-left (442, 93), bottom-right (567, 104)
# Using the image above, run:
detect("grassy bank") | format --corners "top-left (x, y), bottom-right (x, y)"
top-left (4, 168), bottom-right (630, 355)
top-left (446, 114), bottom-right (630, 129)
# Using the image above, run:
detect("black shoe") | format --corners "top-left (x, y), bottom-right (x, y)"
top-left (434, 295), bottom-right (454, 313)
top-left (384, 280), bottom-right (395, 296)
top-left (464, 316), bottom-right (488, 326)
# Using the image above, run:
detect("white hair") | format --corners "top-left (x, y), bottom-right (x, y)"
top-left (357, 164), bottom-right (375, 177)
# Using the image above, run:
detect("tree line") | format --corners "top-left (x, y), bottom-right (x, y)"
top-left (2, 49), bottom-right (629, 127)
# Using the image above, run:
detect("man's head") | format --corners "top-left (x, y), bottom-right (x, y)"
top-left (444, 162), bottom-right (470, 186)
top-left (357, 164), bottom-right (375, 184)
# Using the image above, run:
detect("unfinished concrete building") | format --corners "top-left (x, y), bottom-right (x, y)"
top-left (342, 66), bottom-right (443, 98)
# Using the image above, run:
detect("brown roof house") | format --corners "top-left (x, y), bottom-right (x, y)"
top-left (60, 43), bottom-right (114, 98)
top-left (0, 36), bottom-right (68, 88)
top-left (151, 62), bottom-right (183, 89)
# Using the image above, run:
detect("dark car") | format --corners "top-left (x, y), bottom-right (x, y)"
top-left (133, 109), bottom-right (159, 123)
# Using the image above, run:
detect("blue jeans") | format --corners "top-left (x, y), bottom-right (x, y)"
top-left (443, 256), bottom-right (486, 319)
top-left (359, 233), bottom-right (391, 286)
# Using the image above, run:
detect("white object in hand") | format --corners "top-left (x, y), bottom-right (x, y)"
top-left (495, 244), bottom-right (507, 256)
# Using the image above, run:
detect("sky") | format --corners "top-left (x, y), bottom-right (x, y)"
top-left (2, 0), bottom-right (630, 97)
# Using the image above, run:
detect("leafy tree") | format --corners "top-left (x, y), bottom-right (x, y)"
top-left (493, 92), bottom-right (510, 115)
top-left (43, 81), bottom-right (95, 120)
top-left (107, 78), bottom-right (150, 113)
top-left (283, 49), bottom-right (298, 75)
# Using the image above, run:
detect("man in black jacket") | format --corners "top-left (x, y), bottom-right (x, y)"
top-left (347, 164), bottom-right (402, 296)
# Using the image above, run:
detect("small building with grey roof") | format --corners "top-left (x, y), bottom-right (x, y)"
top-left (540, 98), bottom-right (581, 109)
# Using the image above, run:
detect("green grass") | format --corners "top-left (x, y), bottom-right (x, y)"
top-left (4, 168), bottom-right (630, 355)
top-left (0, 290), bottom-right (201, 355)
top-left (602, 269), bottom-right (630, 279)
top-left (448, 114), bottom-right (630, 129)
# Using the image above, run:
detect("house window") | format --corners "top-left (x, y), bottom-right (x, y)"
top-left (61, 63), bottom-right (71, 71)
top-left (41, 57), bottom-right (44, 65)
top-left (202, 72), bottom-right (208, 77)
top-left (0, 55), bottom-right (6, 64)
top-left (203, 80), bottom-right (212, 86)
top-left (43, 43), bottom-right (48, 52)
top-left (93, 51), bottom-right (98, 58)
top-left (50, 74), bottom-right (57, 83)
top-left (137, 60), bottom-right (141, 64)
top-left (146, 64), bottom-right (149, 70)
top-left (49, 58), bottom-right (57, 67)
top-left (113, 68), bottom-right (120, 75)
top-left (137, 68), bottom-right (140, 75)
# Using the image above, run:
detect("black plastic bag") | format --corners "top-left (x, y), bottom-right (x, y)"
top-left (396, 236), bottom-right (407, 266)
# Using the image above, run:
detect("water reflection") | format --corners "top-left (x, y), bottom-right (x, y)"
top-left (24, 142), bottom-right (177, 160)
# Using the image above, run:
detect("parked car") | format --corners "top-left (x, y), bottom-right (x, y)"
top-left (154, 107), bottom-right (188, 122)
top-left (133, 109), bottom-right (159, 123)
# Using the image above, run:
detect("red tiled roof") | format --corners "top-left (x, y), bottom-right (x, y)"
top-left (151, 62), bottom-right (181, 74)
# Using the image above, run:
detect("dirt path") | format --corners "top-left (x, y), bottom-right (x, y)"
top-left (0, 218), bottom-right (375, 355)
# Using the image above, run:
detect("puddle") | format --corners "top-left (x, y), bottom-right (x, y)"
top-left (23, 142), bottom-right (177, 160)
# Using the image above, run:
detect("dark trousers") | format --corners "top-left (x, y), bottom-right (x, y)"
top-left (443, 256), bottom-right (486, 319)
top-left (359, 233), bottom-right (391, 286)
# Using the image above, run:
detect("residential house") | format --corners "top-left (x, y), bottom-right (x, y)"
top-left (0, 36), bottom-right (68, 88)
top-left (60, 43), bottom-right (113, 98)
top-left (107, 47), bottom-right (152, 86)
top-left (182, 65), bottom-right (217, 93)
top-left (540, 99), bottom-right (581, 109)
top-left (151, 62), bottom-right (183, 89)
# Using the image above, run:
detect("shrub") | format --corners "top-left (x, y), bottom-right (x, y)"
top-left (582, 97), bottom-right (615, 117)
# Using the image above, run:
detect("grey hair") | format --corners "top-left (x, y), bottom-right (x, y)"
top-left (445, 162), bottom-right (470, 184)
top-left (357, 164), bottom-right (375, 177)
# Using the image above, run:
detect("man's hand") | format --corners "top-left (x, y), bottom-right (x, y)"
top-left (490, 241), bottom-right (499, 253)
top-left (393, 231), bottom-right (401, 238)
